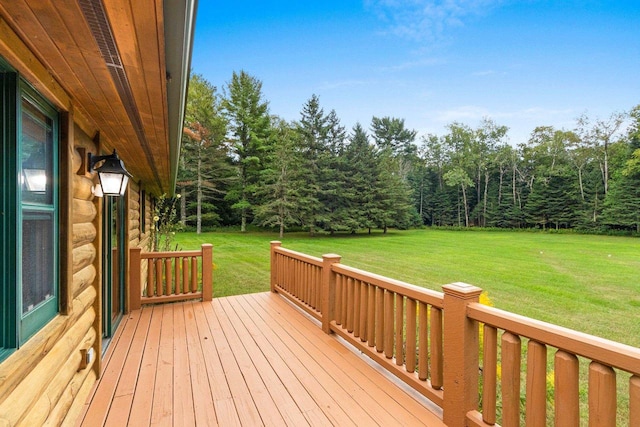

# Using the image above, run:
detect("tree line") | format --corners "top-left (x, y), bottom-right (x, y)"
top-left (178, 71), bottom-right (640, 236)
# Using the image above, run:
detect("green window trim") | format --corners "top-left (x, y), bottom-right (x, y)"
top-left (1, 59), bottom-right (60, 360)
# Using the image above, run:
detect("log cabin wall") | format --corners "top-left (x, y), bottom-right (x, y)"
top-left (0, 0), bottom-right (194, 423)
top-left (128, 182), bottom-right (152, 302)
top-left (0, 13), bottom-right (99, 427)
top-left (0, 127), bottom-right (101, 426)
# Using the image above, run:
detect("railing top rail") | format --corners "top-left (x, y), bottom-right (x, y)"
top-left (274, 246), bottom-right (323, 267)
top-left (468, 302), bottom-right (640, 375)
top-left (332, 263), bottom-right (444, 308)
top-left (140, 249), bottom-right (203, 259)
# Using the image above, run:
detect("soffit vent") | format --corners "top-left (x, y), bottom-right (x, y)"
top-left (78, 0), bottom-right (163, 191)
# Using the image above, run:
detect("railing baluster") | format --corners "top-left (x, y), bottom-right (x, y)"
top-left (555, 350), bottom-right (579, 427)
top-left (395, 294), bottom-right (404, 366)
top-left (165, 257), bottom-right (172, 295)
top-left (430, 306), bottom-right (443, 389)
top-left (375, 286), bottom-right (384, 353)
top-left (353, 279), bottom-right (361, 338)
top-left (384, 290), bottom-right (394, 359)
top-left (589, 362), bottom-right (616, 427)
top-left (406, 298), bottom-right (416, 373)
top-left (173, 257), bottom-right (180, 293)
top-left (482, 325), bottom-right (497, 425)
top-left (314, 265), bottom-right (319, 308)
top-left (359, 282), bottom-right (368, 342)
top-left (191, 256), bottom-right (197, 292)
top-left (342, 275), bottom-right (349, 328)
top-left (631, 375), bottom-right (640, 427)
top-left (346, 277), bottom-right (354, 333)
top-left (367, 284), bottom-right (375, 347)
top-left (182, 257), bottom-right (188, 295)
top-left (335, 274), bottom-right (343, 325)
top-left (526, 340), bottom-right (547, 427)
top-left (418, 301), bottom-right (428, 381)
top-left (502, 332), bottom-right (522, 426)
top-left (305, 262), bottom-right (309, 304)
top-left (146, 258), bottom-right (153, 297)
top-left (155, 259), bottom-right (163, 296)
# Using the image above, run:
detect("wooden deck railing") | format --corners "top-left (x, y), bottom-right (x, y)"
top-left (270, 241), bottom-right (324, 321)
top-left (129, 244), bottom-right (213, 310)
top-left (270, 241), bottom-right (640, 427)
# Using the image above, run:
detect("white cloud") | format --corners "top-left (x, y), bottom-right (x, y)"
top-left (316, 79), bottom-right (374, 91)
top-left (378, 57), bottom-right (446, 71)
top-left (433, 105), bottom-right (576, 123)
top-left (365, 0), bottom-right (505, 43)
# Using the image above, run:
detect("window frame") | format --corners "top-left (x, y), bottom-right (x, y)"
top-left (0, 59), bottom-right (60, 360)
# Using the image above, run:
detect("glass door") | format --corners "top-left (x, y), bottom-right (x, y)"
top-left (102, 196), bottom-right (125, 344)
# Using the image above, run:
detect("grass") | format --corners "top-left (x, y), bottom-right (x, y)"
top-left (174, 228), bottom-right (640, 348)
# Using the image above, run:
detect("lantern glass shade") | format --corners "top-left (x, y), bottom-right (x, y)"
top-left (98, 172), bottom-right (129, 196)
top-left (90, 150), bottom-right (132, 197)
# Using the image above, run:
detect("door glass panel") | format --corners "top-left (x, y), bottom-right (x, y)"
top-left (111, 198), bottom-right (120, 322)
top-left (22, 211), bottom-right (55, 314)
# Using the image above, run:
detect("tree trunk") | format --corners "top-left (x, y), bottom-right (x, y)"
top-left (419, 176), bottom-right (424, 223)
top-left (483, 172), bottom-right (489, 227)
top-left (197, 156), bottom-right (202, 234)
top-left (512, 164), bottom-right (517, 206)
top-left (578, 167), bottom-right (585, 201)
top-left (498, 166), bottom-right (504, 206)
top-left (603, 141), bottom-right (609, 194)
top-left (461, 185), bottom-right (469, 227)
top-left (180, 187), bottom-right (186, 226)
top-left (279, 202), bottom-right (285, 238)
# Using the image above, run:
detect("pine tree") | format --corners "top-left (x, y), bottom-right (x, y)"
top-left (222, 71), bottom-right (271, 232)
top-left (253, 118), bottom-right (302, 237)
top-left (179, 74), bottom-right (230, 233)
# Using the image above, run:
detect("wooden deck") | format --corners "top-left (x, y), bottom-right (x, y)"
top-left (77, 292), bottom-right (445, 426)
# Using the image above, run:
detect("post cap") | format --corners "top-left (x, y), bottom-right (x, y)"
top-left (442, 282), bottom-right (482, 298)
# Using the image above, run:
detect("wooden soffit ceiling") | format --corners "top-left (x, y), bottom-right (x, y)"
top-left (0, 0), bottom-right (174, 194)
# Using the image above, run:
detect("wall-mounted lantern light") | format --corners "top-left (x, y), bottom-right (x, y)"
top-left (88, 149), bottom-right (132, 197)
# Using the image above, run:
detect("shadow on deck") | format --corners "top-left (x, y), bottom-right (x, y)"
top-left (77, 292), bottom-right (444, 426)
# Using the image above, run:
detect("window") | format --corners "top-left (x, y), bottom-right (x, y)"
top-left (1, 59), bottom-right (59, 359)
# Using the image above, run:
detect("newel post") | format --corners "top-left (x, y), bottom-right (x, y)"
top-left (321, 253), bottom-right (341, 334)
top-left (270, 241), bottom-right (282, 293)
top-left (443, 282), bottom-right (482, 427)
top-left (130, 247), bottom-right (142, 311)
top-left (201, 244), bottom-right (213, 301)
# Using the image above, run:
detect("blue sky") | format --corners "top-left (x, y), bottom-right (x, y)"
top-left (192, 1), bottom-right (639, 145)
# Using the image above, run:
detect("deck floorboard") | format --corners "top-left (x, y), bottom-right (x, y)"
top-left (77, 292), bottom-right (445, 426)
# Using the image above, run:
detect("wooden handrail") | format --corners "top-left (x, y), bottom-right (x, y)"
top-left (468, 302), bottom-right (640, 375)
top-left (332, 264), bottom-right (444, 308)
top-left (274, 246), bottom-right (323, 266)
top-left (130, 244), bottom-right (213, 310)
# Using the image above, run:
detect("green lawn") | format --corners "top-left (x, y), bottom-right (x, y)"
top-left (174, 228), bottom-right (640, 348)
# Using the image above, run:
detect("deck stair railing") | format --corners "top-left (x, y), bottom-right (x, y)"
top-left (129, 244), bottom-right (213, 310)
top-left (270, 241), bottom-right (640, 427)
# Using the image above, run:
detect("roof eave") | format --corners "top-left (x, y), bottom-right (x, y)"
top-left (164, 0), bottom-right (198, 195)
